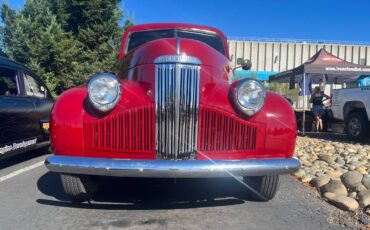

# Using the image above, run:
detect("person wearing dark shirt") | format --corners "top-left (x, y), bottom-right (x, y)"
top-left (310, 86), bottom-right (329, 132)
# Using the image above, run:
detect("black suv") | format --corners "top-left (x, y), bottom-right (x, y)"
top-left (0, 57), bottom-right (53, 159)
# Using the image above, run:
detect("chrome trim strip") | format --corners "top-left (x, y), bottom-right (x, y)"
top-left (154, 55), bottom-right (201, 65)
top-left (176, 36), bottom-right (180, 55)
top-left (45, 156), bottom-right (301, 178)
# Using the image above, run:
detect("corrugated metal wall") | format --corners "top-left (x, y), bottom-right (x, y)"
top-left (228, 40), bottom-right (370, 72)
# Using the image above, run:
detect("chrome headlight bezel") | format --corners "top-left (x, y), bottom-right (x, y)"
top-left (88, 73), bottom-right (121, 112)
top-left (231, 79), bottom-right (266, 116)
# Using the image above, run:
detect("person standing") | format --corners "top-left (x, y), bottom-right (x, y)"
top-left (310, 86), bottom-right (329, 132)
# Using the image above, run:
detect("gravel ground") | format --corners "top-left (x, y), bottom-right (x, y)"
top-left (293, 132), bottom-right (370, 229)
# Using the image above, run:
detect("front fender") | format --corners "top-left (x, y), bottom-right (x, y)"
top-left (51, 87), bottom-right (87, 156)
top-left (249, 91), bottom-right (297, 158)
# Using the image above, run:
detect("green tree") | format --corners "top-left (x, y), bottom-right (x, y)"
top-left (49, 0), bottom-right (125, 85)
top-left (1, 0), bottom-right (80, 93)
top-left (1, 0), bottom-right (130, 95)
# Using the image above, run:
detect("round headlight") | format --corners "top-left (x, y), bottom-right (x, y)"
top-left (233, 79), bottom-right (265, 116)
top-left (88, 73), bottom-right (121, 112)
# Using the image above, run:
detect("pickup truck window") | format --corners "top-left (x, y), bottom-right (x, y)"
top-left (24, 74), bottom-right (47, 98)
top-left (0, 67), bottom-right (19, 96)
top-left (127, 29), bottom-right (226, 55)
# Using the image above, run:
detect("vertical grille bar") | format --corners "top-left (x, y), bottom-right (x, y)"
top-left (155, 55), bottom-right (201, 160)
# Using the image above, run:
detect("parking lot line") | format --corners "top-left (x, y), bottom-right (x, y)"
top-left (0, 161), bottom-right (44, 183)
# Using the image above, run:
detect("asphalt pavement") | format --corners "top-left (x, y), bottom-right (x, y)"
top-left (0, 151), bottom-right (346, 230)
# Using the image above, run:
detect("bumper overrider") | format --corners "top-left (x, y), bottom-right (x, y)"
top-left (45, 155), bottom-right (300, 178)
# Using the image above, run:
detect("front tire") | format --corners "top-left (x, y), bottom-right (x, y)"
top-left (60, 174), bottom-right (101, 202)
top-left (345, 111), bottom-right (370, 142)
top-left (243, 175), bottom-right (280, 201)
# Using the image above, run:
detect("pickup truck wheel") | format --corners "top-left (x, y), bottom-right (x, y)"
top-left (243, 175), bottom-right (280, 201)
top-left (345, 112), bottom-right (370, 142)
top-left (60, 174), bottom-right (100, 202)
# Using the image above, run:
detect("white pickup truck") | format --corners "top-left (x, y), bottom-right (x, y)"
top-left (331, 87), bottom-right (370, 141)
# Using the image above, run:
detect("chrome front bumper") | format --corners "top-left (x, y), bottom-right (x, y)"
top-left (45, 156), bottom-right (300, 178)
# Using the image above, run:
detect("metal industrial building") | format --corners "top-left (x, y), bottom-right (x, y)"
top-left (228, 38), bottom-right (370, 80)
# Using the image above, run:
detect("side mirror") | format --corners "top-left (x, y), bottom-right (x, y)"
top-left (232, 58), bottom-right (252, 79)
top-left (239, 59), bottom-right (252, 71)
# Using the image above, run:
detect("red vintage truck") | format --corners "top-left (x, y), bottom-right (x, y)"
top-left (45, 23), bottom-right (300, 202)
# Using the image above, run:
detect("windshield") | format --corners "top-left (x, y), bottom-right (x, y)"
top-left (127, 29), bottom-right (226, 55)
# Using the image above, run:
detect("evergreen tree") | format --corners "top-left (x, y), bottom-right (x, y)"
top-left (0, 0), bottom-right (130, 95)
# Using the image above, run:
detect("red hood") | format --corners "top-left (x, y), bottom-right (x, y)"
top-left (117, 38), bottom-right (233, 111)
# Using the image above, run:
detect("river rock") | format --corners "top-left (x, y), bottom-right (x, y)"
top-left (294, 136), bottom-right (369, 212)
top-left (295, 151), bottom-right (304, 157)
top-left (318, 153), bottom-right (334, 164)
top-left (321, 180), bottom-right (348, 196)
top-left (304, 168), bottom-right (313, 175)
top-left (349, 192), bottom-right (357, 199)
top-left (350, 161), bottom-right (361, 168)
top-left (336, 159), bottom-right (345, 166)
top-left (325, 170), bottom-right (343, 180)
top-left (301, 175), bottom-right (313, 183)
top-left (360, 217), bottom-right (370, 225)
top-left (323, 192), bottom-right (359, 211)
top-left (353, 184), bottom-right (367, 193)
top-left (362, 175), bottom-right (370, 189)
top-left (324, 144), bottom-right (335, 150)
top-left (329, 164), bottom-right (337, 170)
top-left (346, 148), bottom-right (357, 154)
top-left (348, 165), bottom-right (356, 171)
top-left (341, 171), bottom-right (363, 189)
top-left (312, 175), bottom-right (330, 188)
top-left (358, 190), bottom-right (370, 208)
top-left (314, 147), bottom-right (321, 152)
top-left (293, 168), bottom-right (305, 178)
top-left (356, 166), bottom-right (368, 175)
top-left (313, 160), bottom-right (329, 168)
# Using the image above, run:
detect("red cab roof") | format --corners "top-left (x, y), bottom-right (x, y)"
top-left (120, 23), bottom-right (229, 59)
top-left (126, 23), bottom-right (227, 38)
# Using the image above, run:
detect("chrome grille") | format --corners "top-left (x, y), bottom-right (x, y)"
top-left (155, 55), bottom-right (201, 159)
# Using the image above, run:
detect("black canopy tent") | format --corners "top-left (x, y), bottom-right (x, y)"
top-left (269, 48), bottom-right (370, 134)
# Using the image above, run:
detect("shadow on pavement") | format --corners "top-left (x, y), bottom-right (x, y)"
top-left (0, 147), bottom-right (49, 170)
top-left (37, 172), bottom-right (257, 210)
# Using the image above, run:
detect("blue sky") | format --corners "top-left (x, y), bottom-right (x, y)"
top-left (7, 0), bottom-right (370, 42)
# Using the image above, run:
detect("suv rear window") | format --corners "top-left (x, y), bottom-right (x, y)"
top-left (127, 29), bottom-right (226, 55)
top-left (0, 68), bottom-right (19, 96)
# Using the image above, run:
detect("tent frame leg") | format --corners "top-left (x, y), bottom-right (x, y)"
top-left (302, 73), bottom-right (306, 135)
